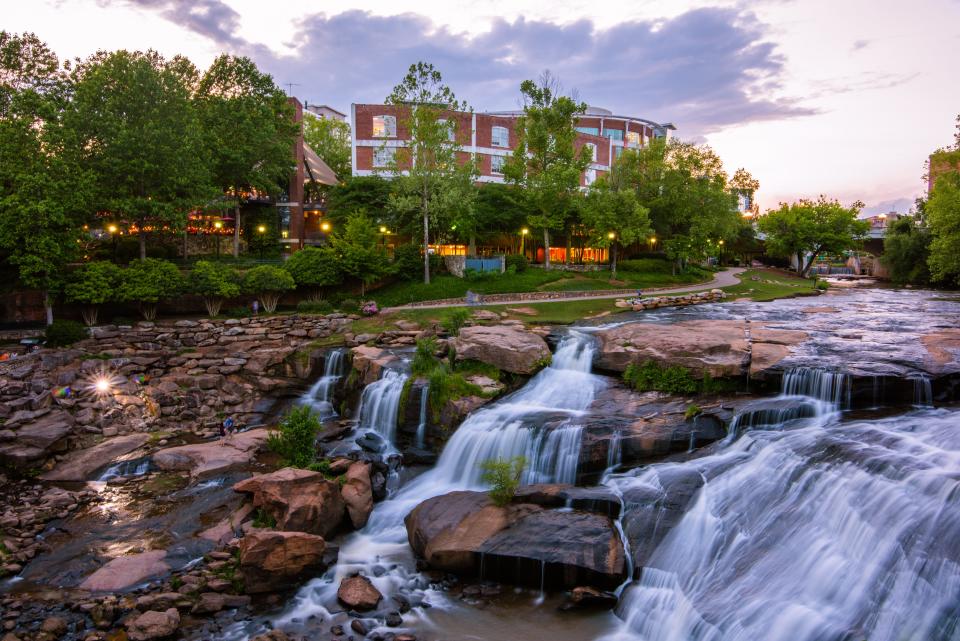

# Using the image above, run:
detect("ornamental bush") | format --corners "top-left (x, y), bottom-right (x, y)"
top-left (266, 405), bottom-right (322, 468)
top-left (505, 254), bottom-right (529, 273)
top-left (242, 265), bottom-right (296, 313)
top-left (188, 261), bottom-right (241, 317)
top-left (64, 261), bottom-right (122, 326)
top-left (44, 319), bottom-right (88, 347)
top-left (282, 246), bottom-right (342, 299)
top-left (120, 258), bottom-right (184, 321)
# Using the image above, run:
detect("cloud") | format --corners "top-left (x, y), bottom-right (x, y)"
top-left (852, 39), bottom-right (870, 51)
top-left (861, 197), bottom-right (917, 216)
top-left (114, 1), bottom-right (814, 138)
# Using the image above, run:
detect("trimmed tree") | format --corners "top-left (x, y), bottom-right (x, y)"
top-left (582, 180), bottom-right (651, 278)
top-left (243, 265), bottom-right (295, 313)
top-left (330, 212), bottom-right (391, 297)
top-left (188, 260), bottom-right (240, 317)
top-left (282, 246), bottom-right (342, 300)
top-left (64, 261), bottom-right (121, 326)
top-left (758, 197), bottom-right (869, 277)
top-left (120, 258), bottom-right (184, 321)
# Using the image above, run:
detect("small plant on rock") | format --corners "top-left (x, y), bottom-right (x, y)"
top-left (267, 405), bottom-right (322, 468)
top-left (441, 308), bottom-right (471, 336)
top-left (684, 404), bottom-right (702, 421)
top-left (480, 456), bottom-right (526, 507)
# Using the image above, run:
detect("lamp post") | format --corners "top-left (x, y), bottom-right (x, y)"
top-left (214, 220), bottom-right (223, 260)
top-left (608, 231), bottom-right (618, 278)
top-left (718, 239), bottom-right (725, 265)
top-left (649, 236), bottom-right (657, 251)
top-left (520, 227), bottom-right (529, 256)
top-left (256, 224), bottom-right (266, 259)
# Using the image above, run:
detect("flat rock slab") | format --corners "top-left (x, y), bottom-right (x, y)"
top-left (0, 410), bottom-right (75, 467)
top-left (41, 433), bottom-right (150, 481)
top-left (153, 428), bottom-right (269, 477)
top-left (80, 550), bottom-right (169, 592)
top-left (452, 325), bottom-right (551, 375)
top-left (922, 329), bottom-right (960, 375)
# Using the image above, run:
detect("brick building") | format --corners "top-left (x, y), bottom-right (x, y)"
top-left (351, 104), bottom-right (675, 187)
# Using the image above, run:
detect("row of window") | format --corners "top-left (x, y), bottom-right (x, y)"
top-left (371, 146), bottom-right (508, 172)
top-left (575, 126), bottom-right (643, 146)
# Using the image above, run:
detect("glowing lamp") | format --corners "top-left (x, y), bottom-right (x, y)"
top-left (257, 225), bottom-right (266, 233)
top-left (521, 228), bottom-right (529, 235)
top-left (320, 221), bottom-right (331, 232)
top-left (379, 226), bottom-right (387, 233)
top-left (214, 221), bottom-right (223, 230)
top-left (107, 224), bottom-right (118, 234)
top-left (608, 232), bottom-right (616, 240)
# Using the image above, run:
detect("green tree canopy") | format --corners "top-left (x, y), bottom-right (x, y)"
top-left (0, 31), bottom-right (92, 324)
top-left (120, 258), bottom-right (184, 320)
top-left (242, 265), bottom-right (295, 313)
top-left (330, 212), bottom-right (390, 296)
top-left (504, 75), bottom-right (591, 268)
top-left (68, 49), bottom-right (215, 259)
top-left (196, 54), bottom-right (296, 257)
top-left (927, 171), bottom-right (960, 285)
top-left (282, 246), bottom-right (342, 298)
top-left (188, 260), bottom-right (240, 317)
top-left (582, 180), bottom-right (651, 277)
top-left (757, 196), bottom-right (869, 277)
top-left (385, 61), bottom-right (477, 283)
top-left (64, 261), bottom-right (121, 326)
top-left (303, 114), bottom-right (351, 181)
top-left (881, 214), bottom-right (931, 286)
top-left (326, 176), bottom-right (393, 227)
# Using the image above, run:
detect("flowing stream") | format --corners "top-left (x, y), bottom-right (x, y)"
top-left (299, 348), bottom-right (347, 419)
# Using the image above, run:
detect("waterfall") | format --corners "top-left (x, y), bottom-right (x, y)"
top-left (300, 349), bottom-right (347, 419)
top-left (97, 457), bottom-right (152, 482)
top-left (911, 375), bottom-right (933, 407)
top-left (356, 369), bottom-right (409, 446)
top-left (414, 386), bottom-right (430, 448)
top-left (781, 367), bottom-right (851, 408)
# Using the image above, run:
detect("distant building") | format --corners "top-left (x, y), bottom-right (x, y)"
top-left (351, 103), bottom-right (675, 187)
top-left (305, 103), bottom-right (347, 122)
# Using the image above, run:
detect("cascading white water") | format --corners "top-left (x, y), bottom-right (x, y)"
top-left (299, 349), bottom-right (346, 419)
top-left (604, 367), bottom-right (960, 641)
top-left (356, 368), bottom-right (409, 445)
top-left (97, 457), bottom-right (151, 482)
top-left (780, 367), bottom-right (851, 408)
top-left (911, 375), bottom-right (933, 407)
top-left (414, 386), bottom-right (429, 448)
top-left (257, 331), bottom-right (606, 635)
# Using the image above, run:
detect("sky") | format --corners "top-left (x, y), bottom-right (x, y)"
top-left (5, 0), bottom-right (960, 213)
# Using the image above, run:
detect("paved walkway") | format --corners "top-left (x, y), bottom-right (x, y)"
top-left (384, 267), bottom-right (747, 312)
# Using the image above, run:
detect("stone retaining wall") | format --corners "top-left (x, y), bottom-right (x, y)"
top-left (616, 289), bottom-right (726, 311)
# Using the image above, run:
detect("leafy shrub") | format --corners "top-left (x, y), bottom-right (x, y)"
top-left (684, 404), bottom-right (702, 421)
top-left (426, 365), bottom-right (485, 419)
top-left (252, 507), bottom-right (277, 529)
top-left (64, 261), bottom-right (122, 326)
top-left (441, 308), bottom-right (471, 336)
top-left (338, 298), bottom-right (360, 313)
top-left (505, 254), bottom-right (529, 273)
top-left (623, 360), bottom-right (699, 395)
top-left (297, 299), bottom-right (334, 314)
top-left (480, 456), bottom-right (526, 507)
top-left (44, 319), bottom-right (88, 347)
top-left (283, 246), bottom-right (342, 297)
top-left (412, 337), bottom-right (439, 376)
top-left (360, 300), bottom-right (379, 316)
top-left (392, 243), bottom-right (423, 281)
top-left (120, 258), bottom-right (184, 321)
top-left (243, 265), bottom-right (296, 313)
top-left (815, 281), bottom-right (829, 291)
top-left (266, 406), bottom-right (322, 468)
top-left (189, 261), bottom-right (241, 317)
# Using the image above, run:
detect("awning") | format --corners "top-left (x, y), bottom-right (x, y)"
top-left (303, 142), bottom-right (338, 186)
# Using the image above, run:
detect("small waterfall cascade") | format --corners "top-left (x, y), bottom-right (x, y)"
top-left (781, 367), bottom-right (851, 408)
top-left (414, 386), bottom-right (429, 448)
top-left (300, 349), bottom-right (347, 419)
top-left (911, 375), bottom-right (933, 407)
top-left (356, 368), bottom-right (409, 446)
top-left (97, 457), bottom-right (152, 482)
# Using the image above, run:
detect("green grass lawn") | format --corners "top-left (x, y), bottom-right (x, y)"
top-left (721, 268), bottom-right (820, 301)
top-left (367, 258), bottom-right (714, 306)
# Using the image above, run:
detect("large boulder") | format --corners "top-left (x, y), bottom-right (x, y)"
top-left (80, 550), bottom-right (169, 592)
top-left (337, 575), bottom-right (382, 611)
top-left (238, 529), bottom-right (329, 593)
top-left (233, 467), bottom-right (346, 537)
top-left (340, 462), bottom-right (373, 529)
top-left (350, 345), bottom-right (399, 385)
top-left (0, 410), bottom-right (74, 467)
top-left (41, 433), bottom-right (150, 481)
top-left (452, 325), bottom-right (551, 375)
top-left (152, 428), bottom-right (269, 477)
top-left (126, 608), bottom-right (180, 641)
top-left (405, 490), bottom-right (626, 590)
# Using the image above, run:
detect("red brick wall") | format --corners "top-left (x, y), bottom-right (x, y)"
top-left (476, 115), bottom-right (518, 148)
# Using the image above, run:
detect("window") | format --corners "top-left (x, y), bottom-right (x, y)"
top-left (491, 126), bottom-right (509, 147)
top-left (490, 155), bottom-right (506, 174)
top-left (626, 131), bottom-right (641, 147)
top-left (614, 146), bottom-right (624, 160)
top-left (576, 126), bottom-right (600, 136)
top-left (372, 115), bottom-right (396, 137)
top-left (373, 146), bottom-right (396, 167)
top-left (438, 119), bottom-right (456, 142)
top-left (585, 169), bottom-right (597, 185)
top-left (603, 128), bottom-right (624, 141)
top-left (584, 143), bottom-right (597, 162)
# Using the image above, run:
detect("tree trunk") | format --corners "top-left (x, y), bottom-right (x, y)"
top-left (139, 230), bottom-right (146, 260)
top-left (610, 242), bottom-right (618, 279)
top-left (543, 228), bottom-right (551, 269)
top-left (233, 202), bottom-right (241, 258)
top-left (182, 230), bottom-right (188, 259)
top-left (423, 204), bottom-right (431, 285)
top-left (44, 292), bottom-right (54, 326)
top-left (796, 251), bottom-right (804, 275)
top-left (565, 235), bottom-right (571, 264)
top-left (800, 249), bottom-right (820, 278)
top-left (140, 302), bottom-right (158, 322)
top-left (468, 234), bottom-right (476, 257)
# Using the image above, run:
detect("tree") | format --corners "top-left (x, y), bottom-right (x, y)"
top-left (330, 212), bottom-right (390, 296)
top-left (302, 114), bottom-right (351, 180)
top-left (242, 265), bottom-right (295, 313)
top-left (326, 176), bottom-right (393, 227)
top-left (196, 55), bottom-right (296, 257)
top-left (881, 215), bottom-right (931, 286)
top-left (385, 62), bottom-right (477, 283)
top-left (68, 49), bottom-right (214, 259)
top-left (582, 180), bottom-right (651, 278)
top-left (729, 168), bottom-right (760, 216)
top-left (64, 261), bottom-right (121, 326)
top-left (120, 258), bottom-right (184, 320)
top-left (282, 246), bottom-right (342, 299)
top-left (757, 197), bottom-right (869, 277)
top-left (0, 32), bottom-right (92, 324)
top-left (188, 260), bottom-right (240, 317)
top-left (504, 75), bottom-right (591, 268)
top-left (926, 171), bottom-right (960, 285)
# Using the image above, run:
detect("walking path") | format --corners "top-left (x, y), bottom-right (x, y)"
top-left (383, 267), bottom-right (747, 312)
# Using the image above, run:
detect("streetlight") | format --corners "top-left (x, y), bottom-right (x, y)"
top-left (320, 221), bottom-right (331, 233)
top-left (608, 232), bottom-right (617, 276)
top-left (214, 220), bottom-right (223, 260)
top-left (256, 224), bottom-right (266, 259)
top-left (520, 227), bottom-right (529, 255)
top-left (107, 224), bottom-right (119, 258)
top-left (649, 236), bottom-right (657, 249)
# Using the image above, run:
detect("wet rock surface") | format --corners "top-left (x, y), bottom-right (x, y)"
top-left (451, 325), bottom-right (551, 375)
top-left (233, 467), bottom-right (346, 537)
top-left (337, 575), bottom-right (383, 611)
top-left (238, 529), bottom-right (330, 594)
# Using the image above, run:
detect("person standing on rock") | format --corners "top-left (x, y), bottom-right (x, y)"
top-left (223, 416), bottom-right (236, 443)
